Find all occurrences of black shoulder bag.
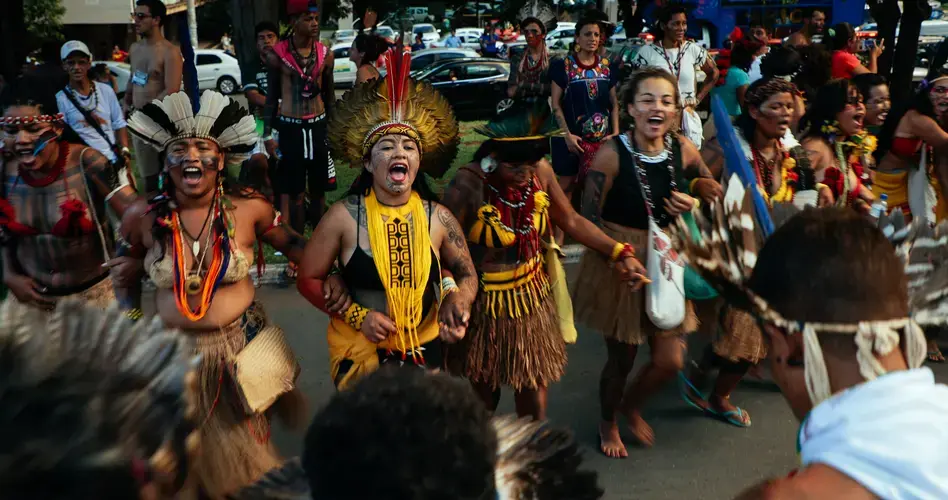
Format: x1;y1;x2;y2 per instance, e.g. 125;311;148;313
62;86;127;170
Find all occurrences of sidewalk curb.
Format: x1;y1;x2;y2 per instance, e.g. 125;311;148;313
142;245;588;290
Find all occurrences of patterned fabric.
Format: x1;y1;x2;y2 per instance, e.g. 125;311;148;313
633;41;708;104
342;302;369;331
549;55;615;141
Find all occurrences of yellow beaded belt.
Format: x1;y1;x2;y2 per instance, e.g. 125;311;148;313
480;256;550;319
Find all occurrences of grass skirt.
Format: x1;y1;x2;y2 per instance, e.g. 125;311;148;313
712;305;767;364
189;303;304;498
447;273;567;391
571;225;698;345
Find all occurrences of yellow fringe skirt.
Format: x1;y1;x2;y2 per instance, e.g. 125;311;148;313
188;302;304;498
571;225;698;345
447;258;567;391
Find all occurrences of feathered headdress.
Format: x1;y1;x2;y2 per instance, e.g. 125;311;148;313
674;175;945;407
518;0;557;33
127;90;257;162
0;300;200;495
476;101;560;142
327;43;459;177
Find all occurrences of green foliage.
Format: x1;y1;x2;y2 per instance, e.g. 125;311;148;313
25;0;66;43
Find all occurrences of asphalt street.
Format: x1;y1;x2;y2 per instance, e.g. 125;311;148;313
204;283;947;500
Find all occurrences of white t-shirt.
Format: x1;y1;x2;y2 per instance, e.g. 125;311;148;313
56;81;126;162
748;46;769;84
633;41;709;105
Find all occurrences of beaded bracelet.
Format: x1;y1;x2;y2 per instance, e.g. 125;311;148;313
610;242;635;262
343;302;370;331
689;177;702;195
124;308;144;321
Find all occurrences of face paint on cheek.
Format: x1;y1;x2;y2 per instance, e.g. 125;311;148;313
32;130;59;156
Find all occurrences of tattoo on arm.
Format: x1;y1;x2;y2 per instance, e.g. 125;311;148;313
437;207;478;302
581;171;606;224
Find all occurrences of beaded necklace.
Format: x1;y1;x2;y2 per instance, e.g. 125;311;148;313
69;83;99;113
625;133;677;226
486;175;542;260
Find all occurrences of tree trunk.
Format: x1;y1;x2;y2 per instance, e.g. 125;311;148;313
230;0;280;71
890;0;931;107
867;0;900;78
1;0;28;83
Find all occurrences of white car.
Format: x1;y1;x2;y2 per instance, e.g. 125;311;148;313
411;23;441;45
429;32;482;50
331;42;360;88
194;49;242;94
333;29;358;46
93;61;130;98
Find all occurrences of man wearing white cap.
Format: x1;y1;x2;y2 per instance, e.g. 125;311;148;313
55;40;131;173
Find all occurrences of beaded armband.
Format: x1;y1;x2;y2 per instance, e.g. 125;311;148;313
343;302;370;331
124;308;144;321
441;276;458;302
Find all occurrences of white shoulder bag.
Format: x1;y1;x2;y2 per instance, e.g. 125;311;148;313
619;135;686;330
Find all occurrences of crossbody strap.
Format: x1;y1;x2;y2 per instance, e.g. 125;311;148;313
62;86;117;151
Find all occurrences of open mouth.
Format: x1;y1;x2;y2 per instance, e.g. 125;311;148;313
389;163;408;183
15;148;38;168
182;166;203;186
852;113;865;127
877;111;889;122
646;115;665;129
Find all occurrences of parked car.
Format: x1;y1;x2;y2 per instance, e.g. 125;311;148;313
415;58;509;116
331;42;391;88
333;29;358;46
93;61;130;99
194;49;242;94
429;32;482;50
411;23;441;45
408;48;480;74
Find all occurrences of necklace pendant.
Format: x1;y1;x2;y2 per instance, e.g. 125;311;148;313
192;240;200;257
185;274;203;295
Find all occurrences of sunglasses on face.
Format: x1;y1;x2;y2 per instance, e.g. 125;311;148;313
931;86;948;96
131;12;152;20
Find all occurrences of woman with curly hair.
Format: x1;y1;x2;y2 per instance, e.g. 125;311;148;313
800;79;876;212
576;67;721;456
682;77;832;430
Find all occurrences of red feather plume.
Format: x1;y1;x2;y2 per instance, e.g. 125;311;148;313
384;37;413;121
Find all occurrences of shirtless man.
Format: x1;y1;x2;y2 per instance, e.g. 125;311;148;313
264;0;335;281
125;0;183;194
786;9;826;47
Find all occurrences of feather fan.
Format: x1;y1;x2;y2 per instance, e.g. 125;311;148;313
493;415;603;500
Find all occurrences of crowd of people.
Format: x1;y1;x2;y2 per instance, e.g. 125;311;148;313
2;0;948;498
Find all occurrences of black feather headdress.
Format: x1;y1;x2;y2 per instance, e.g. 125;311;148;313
127;90;257;161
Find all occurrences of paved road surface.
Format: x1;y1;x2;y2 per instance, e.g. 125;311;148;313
224;285;945;500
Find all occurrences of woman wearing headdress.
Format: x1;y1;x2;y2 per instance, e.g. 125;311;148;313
575;68;721;456
503;1;557;114
117;90;332;497
0;299;202;499
442;102;646;420
296;45;479;390
800;79;876;212
550;13;620;215
681;77;832;429
1;78;136;313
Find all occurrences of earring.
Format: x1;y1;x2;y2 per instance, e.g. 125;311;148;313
574;44;581;53
480;156;498;173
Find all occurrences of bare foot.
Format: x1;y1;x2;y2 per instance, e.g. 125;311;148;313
599;420;629;458
626;411;655;447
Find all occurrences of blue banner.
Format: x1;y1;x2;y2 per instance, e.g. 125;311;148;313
711;95;774;237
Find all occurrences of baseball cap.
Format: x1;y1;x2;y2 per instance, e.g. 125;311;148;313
60;40;93;61
287;0;318;16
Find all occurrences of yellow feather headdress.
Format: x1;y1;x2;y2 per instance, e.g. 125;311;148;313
327;45;460;177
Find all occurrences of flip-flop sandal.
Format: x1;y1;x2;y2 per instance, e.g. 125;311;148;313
707;406;752;428
677;371;709;413
928;350;946;363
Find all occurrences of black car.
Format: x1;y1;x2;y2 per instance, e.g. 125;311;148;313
416;58;510;117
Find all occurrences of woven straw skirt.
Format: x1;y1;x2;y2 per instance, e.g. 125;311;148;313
189;303;304;498
712;305;768;364
447;272;567;391
571;225;698;345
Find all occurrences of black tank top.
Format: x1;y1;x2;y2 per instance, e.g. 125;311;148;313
601;134;685;230
342;197;439;317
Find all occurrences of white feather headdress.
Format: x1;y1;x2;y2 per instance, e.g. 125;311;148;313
518;0;557;32
127;90;257;160
674;175;945;407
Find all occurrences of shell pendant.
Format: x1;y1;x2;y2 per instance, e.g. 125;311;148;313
192;240;201;257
